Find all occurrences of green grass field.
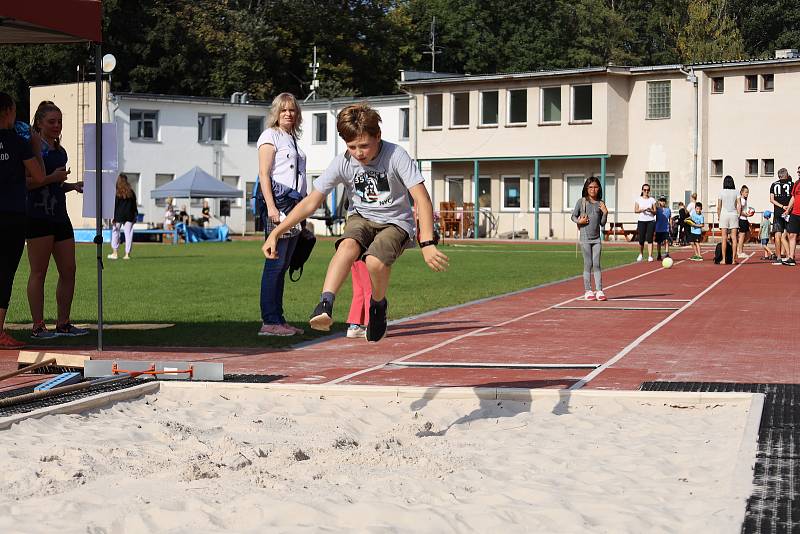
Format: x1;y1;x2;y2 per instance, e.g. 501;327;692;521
5;240;634;348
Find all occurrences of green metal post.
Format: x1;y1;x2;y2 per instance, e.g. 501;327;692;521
473;159;479;238
600;157;607;195
534;159;540;240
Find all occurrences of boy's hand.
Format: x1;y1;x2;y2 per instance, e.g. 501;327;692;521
262;232;279;259
422;246;448;272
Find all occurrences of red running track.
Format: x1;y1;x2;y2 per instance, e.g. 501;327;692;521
1;246;797;392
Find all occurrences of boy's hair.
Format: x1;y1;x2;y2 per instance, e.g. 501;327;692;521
0;92;14;113
764;211;771;219
677;201;685;207
337;103;381;142
267;92;302;136
695;201;703;209
778;168;789;179
581;176;603;200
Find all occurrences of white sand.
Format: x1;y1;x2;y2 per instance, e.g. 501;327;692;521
0;386;758;533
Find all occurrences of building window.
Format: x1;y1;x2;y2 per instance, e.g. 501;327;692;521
247;116;263;144
541;87;561;123
478;176;491;208
154;173;174;207
711;159;723;176
745;75;758;92
571;85;592;122
761;74;774;91
529;175;551;210
425;94;443;128
745;159;758;176
451;92;470;127
399;107;410;140
445;176;464;207
711;77;724;93
130;110;158;140
646;172;670;203
502;176;521;210
480;90;499;126
603;176;617;211
312;113;327;143
646;81;671;119
198;114;225;143
762;159;774;176
507;89;527;124
564;175;616;211
123;172;141;205
222;175;240;207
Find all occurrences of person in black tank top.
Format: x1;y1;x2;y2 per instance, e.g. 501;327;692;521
26;101;89;339
769;168;793;262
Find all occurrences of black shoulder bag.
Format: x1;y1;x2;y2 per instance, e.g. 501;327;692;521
288;134;316;281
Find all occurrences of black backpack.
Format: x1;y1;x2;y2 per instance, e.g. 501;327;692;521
714;240;734;264
289;227;316;282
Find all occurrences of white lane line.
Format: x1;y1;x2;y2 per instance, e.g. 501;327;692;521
388;361;600;369
568;253;753;391
606;298;691;302
325;255;701;385
553;306;681;311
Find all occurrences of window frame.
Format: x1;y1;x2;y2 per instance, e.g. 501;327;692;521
476;175;492;208
501;175;522;211
399;107;410;140
506;88;527;126
444;175;465;207
129;109;159;141
645;171;670;204
528;174;551;211
221;175;241;207
711;77;725;94
450;92;470;128
312;112;328;144
154;173;175;207
479;90;499;127
123;172;142;206
562;174;617;212
710;159;723;176
540;86;562;124
247;116;264;144
745;159;758;176
424;93;443;129
761;73;774;92
762;159;775;177
744;75;758;92
646;80;671;120
197;113;226;143
570;84;593;123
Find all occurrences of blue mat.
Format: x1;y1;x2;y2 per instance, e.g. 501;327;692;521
176;223;230;243
74;229;112;243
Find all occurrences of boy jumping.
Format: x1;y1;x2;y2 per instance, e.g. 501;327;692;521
263;104;448;342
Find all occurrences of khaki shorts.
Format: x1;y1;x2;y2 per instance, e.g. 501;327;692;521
336;214;409;266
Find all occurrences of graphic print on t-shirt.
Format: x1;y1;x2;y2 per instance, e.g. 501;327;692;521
771;179;793;203
354;169;391;205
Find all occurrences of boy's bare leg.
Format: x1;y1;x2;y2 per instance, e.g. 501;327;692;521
365;255;391;301
321;238;361;294
781;232;790;257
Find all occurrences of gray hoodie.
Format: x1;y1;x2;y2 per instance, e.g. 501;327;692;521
571;198;608;242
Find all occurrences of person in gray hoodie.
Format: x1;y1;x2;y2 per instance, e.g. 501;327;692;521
571;177;609;301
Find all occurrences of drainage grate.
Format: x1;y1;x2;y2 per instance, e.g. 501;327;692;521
0;374;284;418
640;382;800;533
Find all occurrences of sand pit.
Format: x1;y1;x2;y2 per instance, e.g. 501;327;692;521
0;384;761;533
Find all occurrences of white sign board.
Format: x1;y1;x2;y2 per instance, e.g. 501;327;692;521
82;124;118;219
82;123;118;171
82;171;117;219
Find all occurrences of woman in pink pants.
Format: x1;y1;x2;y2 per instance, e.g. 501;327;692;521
346;260;371;338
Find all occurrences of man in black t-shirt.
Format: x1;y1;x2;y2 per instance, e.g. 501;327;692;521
770;168;793;264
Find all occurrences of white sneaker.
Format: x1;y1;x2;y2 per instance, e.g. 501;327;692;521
648;256;654;262
107;252;118;260
584;291;596;301
595;290;607;301
346;324;367;338
636;254;643;262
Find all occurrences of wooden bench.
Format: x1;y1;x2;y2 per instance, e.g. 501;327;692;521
604;222;638;241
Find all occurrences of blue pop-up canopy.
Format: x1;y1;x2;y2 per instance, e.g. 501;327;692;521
150;166;242;199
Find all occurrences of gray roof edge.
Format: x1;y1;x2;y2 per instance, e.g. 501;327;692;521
112;92;409;108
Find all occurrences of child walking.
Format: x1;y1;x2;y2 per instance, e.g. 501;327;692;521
686;202;705;260
263;103;448;342
346;260;370;338
655;195;672;260
571;177;608;301
760;210;775;260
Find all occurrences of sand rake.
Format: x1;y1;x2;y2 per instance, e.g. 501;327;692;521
83;360;224;381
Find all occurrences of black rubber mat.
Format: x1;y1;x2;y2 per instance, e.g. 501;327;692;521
0;374;284;418
640;382;800;533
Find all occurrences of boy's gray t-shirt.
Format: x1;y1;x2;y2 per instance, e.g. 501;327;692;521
314;141;424;238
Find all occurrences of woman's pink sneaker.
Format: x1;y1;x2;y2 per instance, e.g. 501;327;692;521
595;290;607;301
258;323;296;336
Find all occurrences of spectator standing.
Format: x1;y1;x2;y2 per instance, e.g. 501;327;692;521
736;185;751;259
26;101;88;339
769;168;793;264
759;211;775;261
655;195;672;260
717;175;740;265
780;178;800;266
634;183;657;262
163;198;175;230
686;202;705;260
201;200;212;227
571;177;609;301
256;93;307;336
108;173;138;260
0;93;54;349
676;201;688;245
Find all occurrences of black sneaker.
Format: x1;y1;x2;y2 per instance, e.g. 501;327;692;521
366;299;388;343
55;323;90;337
309;300;333;331
783;258;796;266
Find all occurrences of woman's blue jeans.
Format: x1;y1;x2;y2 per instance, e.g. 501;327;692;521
260;233;299;325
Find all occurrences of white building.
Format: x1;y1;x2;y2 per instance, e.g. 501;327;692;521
29;84;411;235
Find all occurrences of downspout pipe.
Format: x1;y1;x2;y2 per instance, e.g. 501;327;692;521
679;65;699;197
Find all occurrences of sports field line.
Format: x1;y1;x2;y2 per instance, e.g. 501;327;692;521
568;252;753;391
325;253;703;385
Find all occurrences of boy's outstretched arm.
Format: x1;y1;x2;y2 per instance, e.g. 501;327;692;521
262;190;325;259
408;183;449;272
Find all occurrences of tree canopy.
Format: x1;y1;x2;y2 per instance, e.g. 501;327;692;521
1;0;797;120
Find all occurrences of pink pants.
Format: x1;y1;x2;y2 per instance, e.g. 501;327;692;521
111;222;134;255
347;260;372;326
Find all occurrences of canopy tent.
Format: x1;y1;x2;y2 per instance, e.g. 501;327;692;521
150;166;242;199
1;1;106;350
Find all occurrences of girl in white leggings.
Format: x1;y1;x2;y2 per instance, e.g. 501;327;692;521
108;173;138;260
571;177;609;301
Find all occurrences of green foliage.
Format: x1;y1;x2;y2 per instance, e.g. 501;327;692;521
677;0;745;62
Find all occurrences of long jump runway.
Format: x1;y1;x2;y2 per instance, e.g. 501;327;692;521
2;247;797;392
